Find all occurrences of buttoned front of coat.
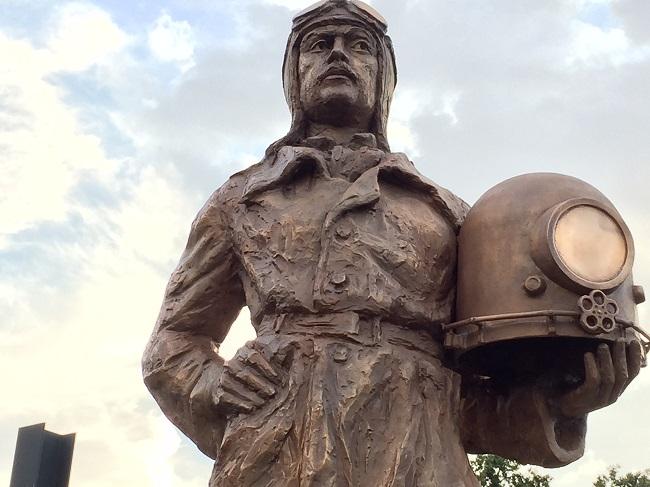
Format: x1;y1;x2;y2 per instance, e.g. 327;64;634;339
234;143;466;330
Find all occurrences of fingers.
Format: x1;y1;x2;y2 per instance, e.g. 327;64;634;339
214;341;283;414
215;368;267;414
596;343;615;406
609;341;629;403
558;340;643;418
228;360;276;398
221;373;265;406
237;343;280;383
214;389;255;414
625;340;643;391
559;351;600;417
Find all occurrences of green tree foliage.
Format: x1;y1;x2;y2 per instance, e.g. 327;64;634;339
471;455;552;487
594;466;650;487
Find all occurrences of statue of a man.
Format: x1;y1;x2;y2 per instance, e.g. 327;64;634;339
142;1;643;485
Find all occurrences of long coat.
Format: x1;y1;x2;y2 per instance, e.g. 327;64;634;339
143;134;586;486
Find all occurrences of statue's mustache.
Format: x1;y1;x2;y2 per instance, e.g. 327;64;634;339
317;64;358;82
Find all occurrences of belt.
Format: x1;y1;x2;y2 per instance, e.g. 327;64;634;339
258;311;443;359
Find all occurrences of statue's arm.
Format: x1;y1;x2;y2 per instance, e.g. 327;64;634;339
142;188;245;460
460;341;643;467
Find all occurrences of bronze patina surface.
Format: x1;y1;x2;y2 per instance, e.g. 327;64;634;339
142;1;645;485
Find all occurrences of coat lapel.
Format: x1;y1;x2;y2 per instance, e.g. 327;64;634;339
240;146;330;203
323;167;381;231
324;152;469;232
241;145;469;232
378;153;469;232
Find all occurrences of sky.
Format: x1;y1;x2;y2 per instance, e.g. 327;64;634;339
0;0;649;485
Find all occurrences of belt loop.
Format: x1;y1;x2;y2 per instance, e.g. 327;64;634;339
274;314;287;333
371;316;382;345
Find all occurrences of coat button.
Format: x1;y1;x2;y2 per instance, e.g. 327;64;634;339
330;344;350;363
336;226;352;240
331;273;347;286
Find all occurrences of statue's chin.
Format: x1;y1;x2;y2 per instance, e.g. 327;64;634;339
304;90;373;127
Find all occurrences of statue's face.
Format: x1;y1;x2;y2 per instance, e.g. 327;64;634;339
298;24;379;127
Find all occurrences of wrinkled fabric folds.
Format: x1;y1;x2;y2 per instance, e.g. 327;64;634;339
211;332;477;487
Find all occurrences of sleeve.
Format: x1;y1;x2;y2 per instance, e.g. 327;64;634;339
142;186;246;460
460;379;587;468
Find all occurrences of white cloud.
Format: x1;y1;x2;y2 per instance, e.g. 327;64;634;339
0;34;115;238
219;308;257;360
47;2;130;72
0;4;207;485
614;0;650;43
572;0;614;7
435;91;462;126
387;89;424;156
148;12;196;71
0;165;202;486
387;88;463;157
145;418;183;487
552;451;609;487
0;2;131;239
566;21;649;68
262;0;312;8
261;0;375;9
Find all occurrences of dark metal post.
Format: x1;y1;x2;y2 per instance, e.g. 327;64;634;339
10;423;75;487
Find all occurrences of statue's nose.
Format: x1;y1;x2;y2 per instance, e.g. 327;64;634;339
327;37;349;63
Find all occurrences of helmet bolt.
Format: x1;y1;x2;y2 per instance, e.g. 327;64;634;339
524;275;547;297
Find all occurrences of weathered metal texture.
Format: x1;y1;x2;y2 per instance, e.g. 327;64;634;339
448;173;645;376
142;2;646;485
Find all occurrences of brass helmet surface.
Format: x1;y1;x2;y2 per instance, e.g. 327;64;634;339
447;173;643;378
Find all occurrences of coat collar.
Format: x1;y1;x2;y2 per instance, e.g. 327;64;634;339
241;143;468;232
302;133;380;152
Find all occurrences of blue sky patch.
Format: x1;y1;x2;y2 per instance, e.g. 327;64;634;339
579;2;621;30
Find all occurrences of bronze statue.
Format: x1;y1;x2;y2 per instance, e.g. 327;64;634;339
142;1;646;485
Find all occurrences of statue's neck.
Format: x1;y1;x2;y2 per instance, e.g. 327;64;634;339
306;123;370;147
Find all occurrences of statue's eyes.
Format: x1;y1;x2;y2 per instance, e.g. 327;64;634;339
310;39;328;52
351;40;372;53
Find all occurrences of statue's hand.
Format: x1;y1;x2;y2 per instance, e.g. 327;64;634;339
552;340;643;418
213;341;280;414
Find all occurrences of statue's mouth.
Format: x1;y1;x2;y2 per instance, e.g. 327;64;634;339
319;65;357;83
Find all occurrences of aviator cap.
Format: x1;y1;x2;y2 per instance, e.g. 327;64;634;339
278;0;397;153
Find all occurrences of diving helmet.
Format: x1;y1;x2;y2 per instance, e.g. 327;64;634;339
444;173;648;379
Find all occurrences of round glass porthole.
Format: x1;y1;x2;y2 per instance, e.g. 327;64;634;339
532;198;634;292
554;205;627;284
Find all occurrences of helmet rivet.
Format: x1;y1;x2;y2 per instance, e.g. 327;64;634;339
524;275;547;297
633;285;646;305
